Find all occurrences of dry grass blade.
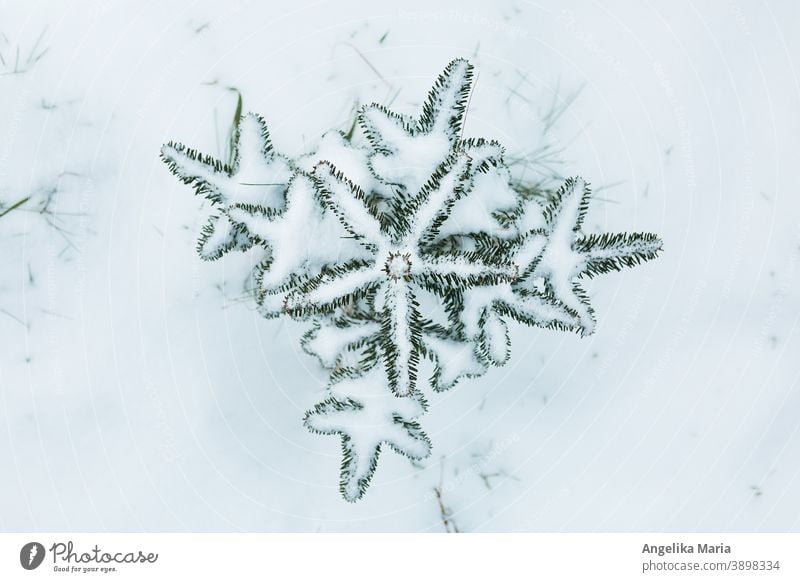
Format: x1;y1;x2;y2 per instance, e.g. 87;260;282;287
0;196;31;219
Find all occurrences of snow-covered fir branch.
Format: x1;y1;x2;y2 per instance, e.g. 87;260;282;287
161;58;662;501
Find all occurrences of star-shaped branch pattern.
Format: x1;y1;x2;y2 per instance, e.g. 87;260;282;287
161;59;662;501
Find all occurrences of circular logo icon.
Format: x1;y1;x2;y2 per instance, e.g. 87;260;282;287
20;542;46;570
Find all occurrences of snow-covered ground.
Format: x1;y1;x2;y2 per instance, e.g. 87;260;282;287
1;0;798;531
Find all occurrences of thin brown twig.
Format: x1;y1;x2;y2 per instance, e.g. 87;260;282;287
433;458;460;533
0;308;26;327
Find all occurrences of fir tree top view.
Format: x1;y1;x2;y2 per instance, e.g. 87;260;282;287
161;58;662;501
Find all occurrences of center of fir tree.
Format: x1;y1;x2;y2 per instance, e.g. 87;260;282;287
384;251;412;281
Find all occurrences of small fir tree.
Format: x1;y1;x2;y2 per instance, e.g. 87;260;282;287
161;59;661;501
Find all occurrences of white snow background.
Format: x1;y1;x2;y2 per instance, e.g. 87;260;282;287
1;0;798;531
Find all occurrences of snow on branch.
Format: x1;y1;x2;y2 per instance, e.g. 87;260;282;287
161;59;662;501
